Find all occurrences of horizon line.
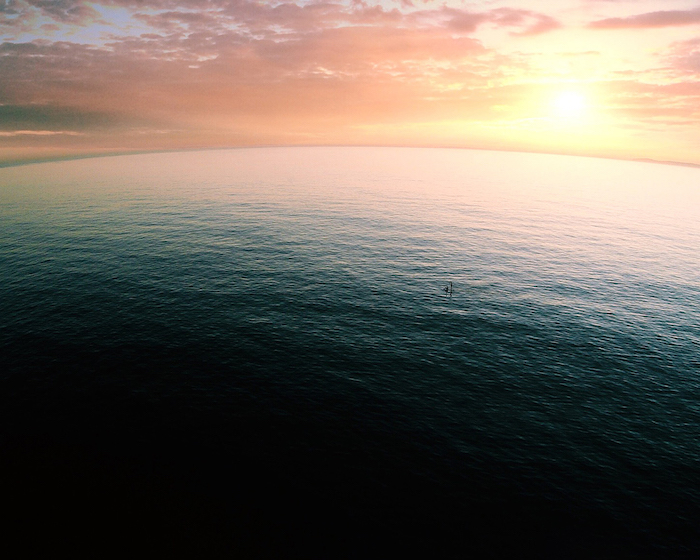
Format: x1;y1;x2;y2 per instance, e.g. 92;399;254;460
2;145;700;172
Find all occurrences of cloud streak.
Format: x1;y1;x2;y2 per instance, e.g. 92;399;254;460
589;8;700;29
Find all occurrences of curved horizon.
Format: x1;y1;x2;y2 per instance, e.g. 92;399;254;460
3;144;700;172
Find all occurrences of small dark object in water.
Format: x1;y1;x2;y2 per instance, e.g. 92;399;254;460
444;281;453;294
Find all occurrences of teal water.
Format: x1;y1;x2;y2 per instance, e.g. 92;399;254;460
1;147;699;556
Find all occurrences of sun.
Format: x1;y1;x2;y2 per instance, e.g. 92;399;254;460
553;91;586;118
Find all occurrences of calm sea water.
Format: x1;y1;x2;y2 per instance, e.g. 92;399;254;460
1;147;699;556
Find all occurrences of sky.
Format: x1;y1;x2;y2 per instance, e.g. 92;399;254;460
2;0;700;165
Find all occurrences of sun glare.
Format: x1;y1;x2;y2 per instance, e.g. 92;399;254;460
554;91;586;118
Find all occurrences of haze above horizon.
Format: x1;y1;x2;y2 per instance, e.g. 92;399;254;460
2;0;700;166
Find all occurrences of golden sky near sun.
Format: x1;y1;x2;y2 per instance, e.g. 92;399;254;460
2;0;700;165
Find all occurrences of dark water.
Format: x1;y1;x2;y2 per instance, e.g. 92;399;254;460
1;148;699;557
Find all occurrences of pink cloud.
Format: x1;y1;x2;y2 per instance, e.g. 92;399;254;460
489;8;561;36
665;37;700;75
589;8;700;29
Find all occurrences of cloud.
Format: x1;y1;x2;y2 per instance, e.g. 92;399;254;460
0;16;492;136
1;0;20;14
664;37;700;76
2;0;563;37
489;8;561;36
0;101;161;133
4;0;562;101
26;0;100;23
589;8;700;29
0;1;574;154
0;129;83;136
598;78;700;129
1;0;33;30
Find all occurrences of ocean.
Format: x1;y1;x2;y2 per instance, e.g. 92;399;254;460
1;147;699;557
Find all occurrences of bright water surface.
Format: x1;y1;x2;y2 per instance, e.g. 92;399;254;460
1;147;699;556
